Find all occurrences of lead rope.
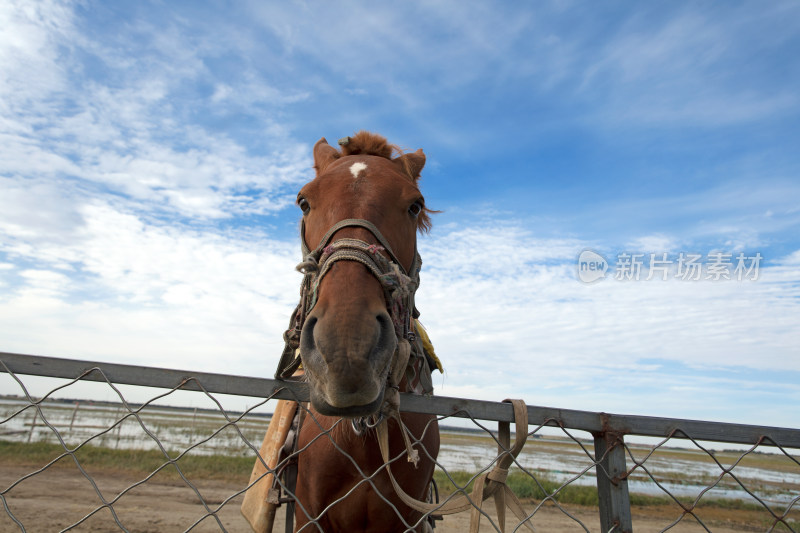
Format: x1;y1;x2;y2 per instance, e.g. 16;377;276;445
382;338;420;466
377;399;536;533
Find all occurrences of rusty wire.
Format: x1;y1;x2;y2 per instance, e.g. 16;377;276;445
1;355;799;532
620;429;799;532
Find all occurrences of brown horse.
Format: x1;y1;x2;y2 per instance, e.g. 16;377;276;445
284;132;440;532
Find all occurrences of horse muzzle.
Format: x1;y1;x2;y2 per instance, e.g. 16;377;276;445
299;311;398;418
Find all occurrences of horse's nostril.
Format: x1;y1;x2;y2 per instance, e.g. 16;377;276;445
299;316;318;358
302;316;317;343
304;316;317;331
376;313;391;329
375;312;396;341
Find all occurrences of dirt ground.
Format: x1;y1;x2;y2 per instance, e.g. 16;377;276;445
0;465;786;532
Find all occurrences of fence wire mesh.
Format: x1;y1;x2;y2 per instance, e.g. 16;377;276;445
1;353;799;533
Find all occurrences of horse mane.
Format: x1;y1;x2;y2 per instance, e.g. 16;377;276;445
336;130;436;233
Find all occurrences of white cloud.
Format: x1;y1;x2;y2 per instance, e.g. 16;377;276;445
0;0;75;108
0;201;302;374
243;1;537;108
564;177;800;256
416;224;800;413
421;224;582;278
0;177;84;241
0;0;312;378
778;250;800;266
0;1;313;227
210;77;311;109
625;234;679;253
5;200;796;420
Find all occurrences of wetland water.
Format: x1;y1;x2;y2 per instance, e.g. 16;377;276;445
2;398;798;507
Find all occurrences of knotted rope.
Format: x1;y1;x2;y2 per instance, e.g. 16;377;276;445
377;399;536;533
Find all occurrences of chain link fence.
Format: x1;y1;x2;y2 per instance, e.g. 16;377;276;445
1;351;799;532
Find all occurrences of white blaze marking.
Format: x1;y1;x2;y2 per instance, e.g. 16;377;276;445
349;162;367;178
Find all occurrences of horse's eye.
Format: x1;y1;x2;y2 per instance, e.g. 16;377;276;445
408;200;423;218
298;197;310;214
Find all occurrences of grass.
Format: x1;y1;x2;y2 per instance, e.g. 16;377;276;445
0;440;253;482
2;439;794;521
434;469;599;507
433;469;771;513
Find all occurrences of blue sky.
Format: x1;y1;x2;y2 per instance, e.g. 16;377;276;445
1;1;799;429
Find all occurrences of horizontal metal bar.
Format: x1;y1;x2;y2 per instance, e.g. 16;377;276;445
400;394;800;448
0;351;310;403
3;351;800;448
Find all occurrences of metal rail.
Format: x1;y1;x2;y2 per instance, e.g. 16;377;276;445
3;351;798;447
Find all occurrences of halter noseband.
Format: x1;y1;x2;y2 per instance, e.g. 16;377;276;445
275;218;421;380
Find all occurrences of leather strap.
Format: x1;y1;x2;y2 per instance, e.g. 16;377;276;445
301;218;419;275
376;399;536;532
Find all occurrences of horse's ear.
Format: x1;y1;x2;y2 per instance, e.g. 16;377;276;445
314;138;340;175
394;149;426;181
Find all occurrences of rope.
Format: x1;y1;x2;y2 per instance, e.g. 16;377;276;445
377;399;537;533
276;219;422;379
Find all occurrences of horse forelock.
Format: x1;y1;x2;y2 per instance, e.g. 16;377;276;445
339;130;395;159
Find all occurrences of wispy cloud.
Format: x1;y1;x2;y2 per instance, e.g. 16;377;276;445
574;5;800;127
1;2;313;231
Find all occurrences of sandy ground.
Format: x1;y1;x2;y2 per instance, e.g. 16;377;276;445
0;465;782;532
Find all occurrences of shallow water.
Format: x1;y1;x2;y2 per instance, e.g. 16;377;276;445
2;399;797;506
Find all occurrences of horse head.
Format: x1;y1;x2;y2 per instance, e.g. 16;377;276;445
295;131;431;418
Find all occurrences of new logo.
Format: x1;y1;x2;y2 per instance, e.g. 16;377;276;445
577;249;608;283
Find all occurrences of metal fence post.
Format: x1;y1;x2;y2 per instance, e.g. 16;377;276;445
594;430;633;533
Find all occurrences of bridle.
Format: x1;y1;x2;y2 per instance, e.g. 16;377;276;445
275;217;422;398
274;218;537;533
